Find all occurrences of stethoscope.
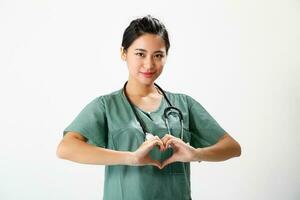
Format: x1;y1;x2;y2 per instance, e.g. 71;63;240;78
123;81;184;141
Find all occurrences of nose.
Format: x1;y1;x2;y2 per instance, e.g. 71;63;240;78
143;56;155;71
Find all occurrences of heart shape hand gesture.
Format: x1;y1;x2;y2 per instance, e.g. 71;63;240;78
130;134;198;169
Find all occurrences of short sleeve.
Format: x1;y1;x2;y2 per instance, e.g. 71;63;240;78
186;95;226;148
63;96;108;148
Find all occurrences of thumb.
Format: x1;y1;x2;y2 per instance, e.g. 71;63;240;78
161;155;176;169
147;158;162;169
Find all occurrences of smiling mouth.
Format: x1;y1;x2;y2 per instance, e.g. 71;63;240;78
141;72;155;77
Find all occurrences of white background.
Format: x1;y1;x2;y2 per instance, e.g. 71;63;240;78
1;0;299;199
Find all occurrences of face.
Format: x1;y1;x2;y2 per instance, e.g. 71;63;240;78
121;33;167;86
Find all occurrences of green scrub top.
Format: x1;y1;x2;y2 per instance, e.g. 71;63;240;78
63;87;226;200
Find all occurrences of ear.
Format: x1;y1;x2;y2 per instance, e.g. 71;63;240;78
120;47;127;61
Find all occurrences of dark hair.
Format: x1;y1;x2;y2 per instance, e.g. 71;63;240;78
121;15;170;55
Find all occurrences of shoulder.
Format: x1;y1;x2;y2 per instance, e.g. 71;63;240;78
163;90;198;109
89;88;124;108
98;88;122;101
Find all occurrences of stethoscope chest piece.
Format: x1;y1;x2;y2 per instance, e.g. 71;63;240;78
163;106;184;140
123;81;184;142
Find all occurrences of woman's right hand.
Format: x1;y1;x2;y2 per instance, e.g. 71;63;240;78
129;136;165;169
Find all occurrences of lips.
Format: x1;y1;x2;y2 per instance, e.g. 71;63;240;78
141;72;155;78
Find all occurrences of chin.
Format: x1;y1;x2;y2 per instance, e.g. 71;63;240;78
141;80;155;86
138;77;157;86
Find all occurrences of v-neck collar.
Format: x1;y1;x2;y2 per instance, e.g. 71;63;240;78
133;96;165;115
120;88;166;114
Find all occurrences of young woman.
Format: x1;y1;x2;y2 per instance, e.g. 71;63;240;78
57;15;241;200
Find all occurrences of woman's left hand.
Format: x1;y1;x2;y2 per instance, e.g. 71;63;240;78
160;134;198;169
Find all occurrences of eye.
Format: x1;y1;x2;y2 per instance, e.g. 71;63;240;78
154;54;164;59
135;52;145;57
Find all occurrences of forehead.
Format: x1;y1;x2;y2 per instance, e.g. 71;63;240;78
129;34;166;52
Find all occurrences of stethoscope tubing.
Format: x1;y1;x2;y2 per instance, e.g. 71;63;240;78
123;81;184;141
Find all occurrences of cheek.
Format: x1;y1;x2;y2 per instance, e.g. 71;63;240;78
126;61;141;74
157;66;164;75
127;57;142;67
156;62;165;71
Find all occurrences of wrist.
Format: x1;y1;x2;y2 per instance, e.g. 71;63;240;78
124;151;136;165
192;148;204;162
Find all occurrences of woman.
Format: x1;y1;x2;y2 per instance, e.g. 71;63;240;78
57;15;241;200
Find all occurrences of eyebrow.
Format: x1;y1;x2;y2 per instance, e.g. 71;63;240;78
134;48;165;54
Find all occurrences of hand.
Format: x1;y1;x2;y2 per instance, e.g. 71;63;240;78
160;134;197;169
130;136;165;169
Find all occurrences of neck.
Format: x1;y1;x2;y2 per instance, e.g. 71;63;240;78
125;79;157;97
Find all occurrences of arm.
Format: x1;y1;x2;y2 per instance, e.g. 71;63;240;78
160;133;241;168
193;133;241;162
56;132;164;168
56;132;132;165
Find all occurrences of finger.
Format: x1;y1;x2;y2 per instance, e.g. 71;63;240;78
138;139;161;155
165;138;180;149
161;133;172;142
161;134;173;148
151;160;162;169
146;157;162;169
152;137;165;151
161;156;176;169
